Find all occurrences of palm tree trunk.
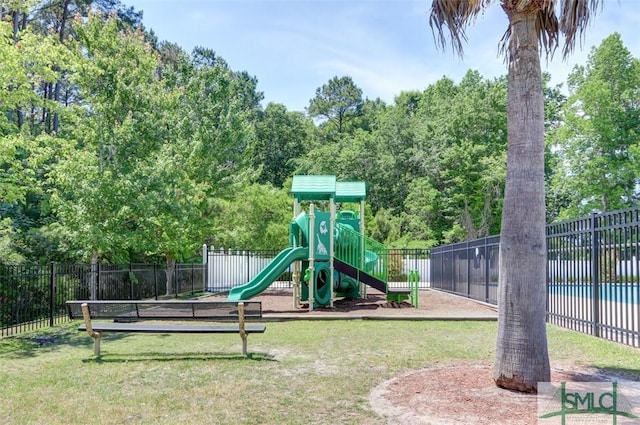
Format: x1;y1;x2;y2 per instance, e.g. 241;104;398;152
493;9;550;392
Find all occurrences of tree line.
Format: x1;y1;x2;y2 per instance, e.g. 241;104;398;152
1;0;639;269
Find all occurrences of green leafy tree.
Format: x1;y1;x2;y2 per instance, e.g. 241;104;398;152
0;16;74;262
44;12;264;287
2;0;143;136
430;0;604;392
543;74;569;223
133;150;216;293
368;207;402;245
48;14;165;264
212;184;291;250
141;47;262;293
362;90;430;215
551;33;640;217
349;97;387;132
307;75;363;134
399;177;439;247
251;103;314;188
172;51;258;192
432;72;507;240
0;18;68;136
0;218;24;264
356;75;507;244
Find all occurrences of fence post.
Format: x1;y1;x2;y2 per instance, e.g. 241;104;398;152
485;237;490;303
452;245;457;293
191;263;195;294
90;260;97;300
129;263;134;300
202;244;208;291
545;226;550;317
49;262;56;327
153;263;158;300
590;211;600;338
173;262;178;298
246;250;250;284
440;248;445;290
466;240;471;298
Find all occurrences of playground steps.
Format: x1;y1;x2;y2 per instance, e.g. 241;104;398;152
386;288;411;303
334;258;387;293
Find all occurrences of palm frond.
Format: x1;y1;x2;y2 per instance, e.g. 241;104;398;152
432;0;602;63
537;4;560;58
498;2;559;63
498;0;601;63
559;0;603;58
429;0;492;57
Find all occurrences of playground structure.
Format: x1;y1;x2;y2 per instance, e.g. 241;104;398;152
228;175;415;311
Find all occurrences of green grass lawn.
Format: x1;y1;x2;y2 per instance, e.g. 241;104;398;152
1;320;639;425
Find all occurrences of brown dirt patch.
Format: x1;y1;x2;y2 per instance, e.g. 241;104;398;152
247;287;497;318
369;363;628;425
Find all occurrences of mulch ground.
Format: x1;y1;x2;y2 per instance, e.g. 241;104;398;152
234;287;498;318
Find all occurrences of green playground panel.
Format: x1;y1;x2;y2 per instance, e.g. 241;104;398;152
313;211;331;260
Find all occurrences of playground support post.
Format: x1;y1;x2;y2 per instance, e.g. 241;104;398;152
292;200;302;309
308;203;316;312
409;270;419;308
359;199;367;299
329;199;335;308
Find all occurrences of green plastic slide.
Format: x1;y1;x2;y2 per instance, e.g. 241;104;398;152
227;246;309;300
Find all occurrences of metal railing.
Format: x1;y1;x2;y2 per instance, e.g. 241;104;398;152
3;248;431;337
431;207;640;347
0;263;78;337
430;236;500;304
334;225;389;283
547;209;640;346
205;246;431;293
1;262;204;337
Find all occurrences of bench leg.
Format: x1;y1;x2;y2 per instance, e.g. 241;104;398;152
93;332;101;356
81;303;102;356
238;302;247;356
240;333;247;356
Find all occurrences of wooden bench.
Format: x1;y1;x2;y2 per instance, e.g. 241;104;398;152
66;300;265;356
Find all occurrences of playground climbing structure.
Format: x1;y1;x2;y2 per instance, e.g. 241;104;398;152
228;175;395;311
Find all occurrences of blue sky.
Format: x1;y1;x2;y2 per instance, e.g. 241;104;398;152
126;0;640;112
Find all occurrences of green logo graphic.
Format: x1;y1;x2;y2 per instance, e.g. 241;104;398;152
539;381;640;424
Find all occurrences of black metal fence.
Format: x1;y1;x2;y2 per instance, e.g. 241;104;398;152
431;207;640;347
204;246;432;293
2;247;431;338
547;209;640;347
430;236;500;304
0;262;204;337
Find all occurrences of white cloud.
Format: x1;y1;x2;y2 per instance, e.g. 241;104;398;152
129;0;640;111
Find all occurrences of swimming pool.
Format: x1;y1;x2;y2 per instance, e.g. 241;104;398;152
548;283;640;304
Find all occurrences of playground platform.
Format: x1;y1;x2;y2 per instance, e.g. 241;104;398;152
212;288;497;321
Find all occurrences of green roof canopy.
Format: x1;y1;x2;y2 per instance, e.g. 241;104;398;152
291;175;336;201
291;175;367;203
335;181;366;203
